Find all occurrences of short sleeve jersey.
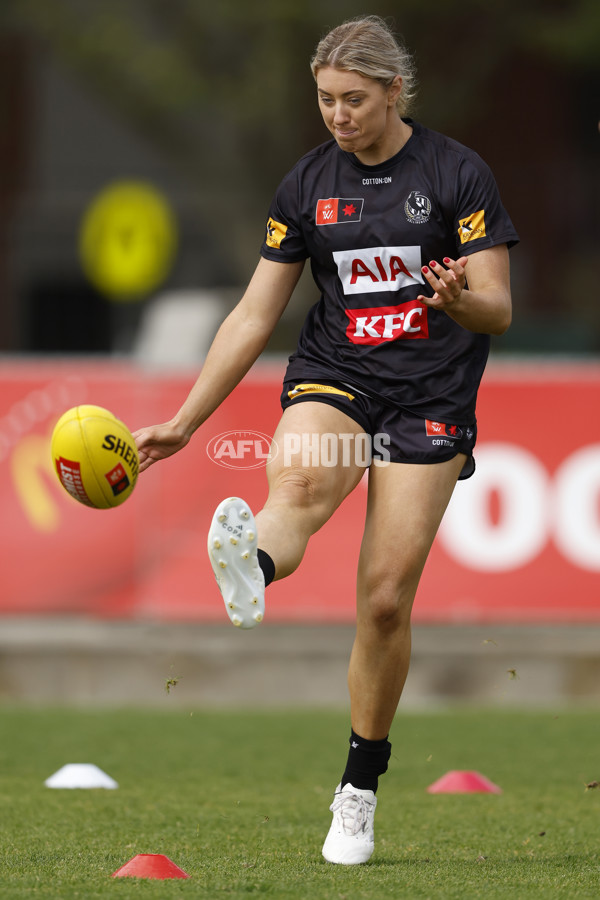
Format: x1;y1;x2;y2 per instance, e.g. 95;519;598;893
260;120;519;424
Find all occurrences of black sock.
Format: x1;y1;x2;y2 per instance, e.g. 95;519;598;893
340;729;392;794
256;548;275;587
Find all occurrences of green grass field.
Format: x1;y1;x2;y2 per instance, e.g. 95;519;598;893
0;707;598;898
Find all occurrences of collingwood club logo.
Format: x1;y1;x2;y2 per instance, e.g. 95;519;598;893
404;190;432;224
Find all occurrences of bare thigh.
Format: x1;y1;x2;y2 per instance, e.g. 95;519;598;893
357;454;466;622
255;401;368;576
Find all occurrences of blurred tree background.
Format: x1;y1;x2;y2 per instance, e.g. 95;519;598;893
0;0;598;355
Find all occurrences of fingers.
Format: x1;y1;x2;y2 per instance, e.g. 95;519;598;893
138;453;156;474
417;256;468;308
132;428;151;454
132;426;164;473
136;440;172;474
132;430;155;473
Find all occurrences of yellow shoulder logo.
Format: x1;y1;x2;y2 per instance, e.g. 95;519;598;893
266;217;288;249
458;209;486;244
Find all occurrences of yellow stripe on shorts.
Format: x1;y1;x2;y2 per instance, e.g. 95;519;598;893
287;383;355;401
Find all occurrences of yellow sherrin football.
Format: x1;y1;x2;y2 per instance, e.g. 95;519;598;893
51;405;139;509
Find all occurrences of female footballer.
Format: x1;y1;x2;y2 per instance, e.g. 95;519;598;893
134;16;518;865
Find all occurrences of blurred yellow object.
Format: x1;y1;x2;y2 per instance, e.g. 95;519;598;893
11;433;60;532
79;181;177;301
51;405;139;509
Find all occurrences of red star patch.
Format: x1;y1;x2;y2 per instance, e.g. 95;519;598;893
342;203;356;217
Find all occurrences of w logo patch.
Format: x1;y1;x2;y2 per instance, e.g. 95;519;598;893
316;198;364;225
425;420;463;439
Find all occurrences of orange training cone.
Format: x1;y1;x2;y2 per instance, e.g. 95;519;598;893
111;854;189;879
427;770;502;794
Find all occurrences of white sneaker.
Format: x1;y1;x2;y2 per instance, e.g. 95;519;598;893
322;783;377;865
207;497;265;629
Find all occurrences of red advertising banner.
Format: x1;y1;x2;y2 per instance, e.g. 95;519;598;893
1;358;599;623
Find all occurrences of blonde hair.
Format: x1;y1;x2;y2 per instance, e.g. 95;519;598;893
310;16;417;116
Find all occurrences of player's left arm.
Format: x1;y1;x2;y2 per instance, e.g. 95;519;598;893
417;244;512;335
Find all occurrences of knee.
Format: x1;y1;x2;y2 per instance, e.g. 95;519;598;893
268;466;321;509
358;574;414;631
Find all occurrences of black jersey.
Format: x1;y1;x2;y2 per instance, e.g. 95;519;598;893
260;120;519;424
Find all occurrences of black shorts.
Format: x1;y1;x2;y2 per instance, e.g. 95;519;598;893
281;379;476;480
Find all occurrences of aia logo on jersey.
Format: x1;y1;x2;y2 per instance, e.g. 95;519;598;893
316;198;364;225
345;299;429;345
333;245;424;296
425;420;463;439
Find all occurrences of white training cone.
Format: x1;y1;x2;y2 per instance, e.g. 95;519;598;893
44;763;118;789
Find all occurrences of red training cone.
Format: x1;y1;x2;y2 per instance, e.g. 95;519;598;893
427;770;502;794
111;854;189;879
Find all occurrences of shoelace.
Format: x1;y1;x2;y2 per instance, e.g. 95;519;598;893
330;790;374;836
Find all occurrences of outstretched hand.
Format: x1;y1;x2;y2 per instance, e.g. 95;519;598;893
417;256;469;310
133;421;191;473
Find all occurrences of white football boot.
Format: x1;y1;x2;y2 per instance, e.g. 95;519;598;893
207;497;265;629
322;783;377;865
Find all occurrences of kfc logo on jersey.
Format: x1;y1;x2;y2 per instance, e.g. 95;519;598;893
332;246;423;296
316;198;364;225
345;299;429;345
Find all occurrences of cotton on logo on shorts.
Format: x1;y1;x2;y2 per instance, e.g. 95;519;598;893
206;430;277;469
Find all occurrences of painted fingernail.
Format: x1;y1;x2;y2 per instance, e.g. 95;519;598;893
422;266;429;274
443;257;451;264
429;260;437;268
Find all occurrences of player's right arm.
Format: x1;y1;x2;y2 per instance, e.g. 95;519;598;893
134;257;305;472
